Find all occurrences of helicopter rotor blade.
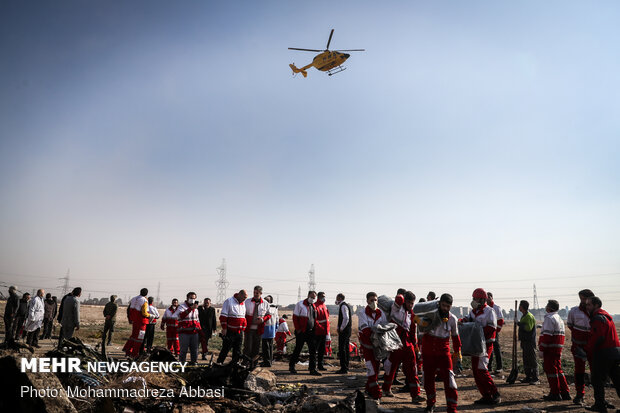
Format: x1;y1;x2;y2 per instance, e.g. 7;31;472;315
326;29;334;50
288;47;322;52
334;49;365;52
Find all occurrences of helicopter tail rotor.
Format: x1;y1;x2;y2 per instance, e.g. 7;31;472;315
289;63;307;78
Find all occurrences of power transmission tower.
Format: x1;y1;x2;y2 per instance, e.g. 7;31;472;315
58;268;70;297
533;283;539;310
215;259;229;304
156;282;161;305
308;264;316;292
297;285;301;302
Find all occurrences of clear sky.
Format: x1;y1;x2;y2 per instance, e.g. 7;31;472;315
1;1;619;312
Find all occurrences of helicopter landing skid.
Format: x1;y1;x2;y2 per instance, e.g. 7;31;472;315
327;66;346;76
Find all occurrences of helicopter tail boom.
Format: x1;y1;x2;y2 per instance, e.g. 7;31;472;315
289;63;308;78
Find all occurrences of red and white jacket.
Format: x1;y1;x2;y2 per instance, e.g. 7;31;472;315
174;301;201;334
314;301;330;336
539;311;565;355
489;301;504;332
148;305;160;325
128;295;150;322
466;304;497;346
293;299;316;332
276;318;291;336
220;294;247;333
422;312;461;356
567;304;590;350
358;306;387;349
161;306;178;329
244;297;271;335
389;300;416;345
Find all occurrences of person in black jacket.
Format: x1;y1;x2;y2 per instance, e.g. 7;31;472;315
3;286;19;342
335;293;352;374
198;298;217;360
13;293;30;341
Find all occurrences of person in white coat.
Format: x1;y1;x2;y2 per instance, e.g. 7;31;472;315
25;289;45;347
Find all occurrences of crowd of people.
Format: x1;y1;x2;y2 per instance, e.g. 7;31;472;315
3;284;620;413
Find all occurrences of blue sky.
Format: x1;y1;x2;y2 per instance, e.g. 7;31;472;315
1;1;619;311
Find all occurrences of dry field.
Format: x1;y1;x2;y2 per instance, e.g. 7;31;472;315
2;302;619;412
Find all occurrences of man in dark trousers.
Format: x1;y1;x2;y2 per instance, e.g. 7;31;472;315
518;300;539;384
41;293;57;339
3;286;19;343
102;295;118;346
56;290;73;347
585;296;620;413
198;297;217;359
335;293;352;374
290;291;320;375
14;292;30;341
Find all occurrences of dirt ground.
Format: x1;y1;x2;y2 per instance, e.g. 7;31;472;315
2;302;619;412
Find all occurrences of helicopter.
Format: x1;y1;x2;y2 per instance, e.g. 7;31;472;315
288;29;364;77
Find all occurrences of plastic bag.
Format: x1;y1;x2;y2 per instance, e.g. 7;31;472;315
459;322;487;357
413;300;441;333
370;322;402;360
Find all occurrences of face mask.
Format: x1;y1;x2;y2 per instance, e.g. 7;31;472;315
369;301;378;310
470;300;480;310
318;297;325;303
335;300;341;305
187;298;195;305
307;297;315;304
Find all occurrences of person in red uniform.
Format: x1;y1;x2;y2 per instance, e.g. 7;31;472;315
358;291;387;400
539;299;570;401
122;288;151;359
460;288;501;405
567;289;595;405
585;296;620;413
160;298;180;355
275;314;291;358
382;291;424;404
422;293;461;413
314;291;330;371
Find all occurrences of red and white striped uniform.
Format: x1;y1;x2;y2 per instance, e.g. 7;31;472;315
174;301;201;335
540;311;569;396
244;297;271;335
358;306;387;400
122;295;150;358
275;317;291;354
567;304;590;397
220;294;247;333
383;301;421;398
467;304;499;399
314;302;330;336
161;306;179;354
293;299;316;332
422;312;461;413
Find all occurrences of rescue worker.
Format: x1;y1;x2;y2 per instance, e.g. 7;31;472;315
335;293;352;374
161;298;180;355
3;286;19;343
585;296;620;413
175;292;201;364
102;295;118;346
314;291;330;371
486;292;504;373
325;332;333;358
275;314;291;358
217;289;248;364
517;300;539;384
539;299;570;401
261;295;278;367
382;291;424;403
290;291;320;375
567;289;595;405
143;296;159;353
198;297;217;359
358;291;387;400
25;289;45;347
122;288;151;358
243;286;271;364
461;288;501;405
41;293;57;340
422;293;461;413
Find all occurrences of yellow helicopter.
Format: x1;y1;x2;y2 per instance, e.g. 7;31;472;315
289;29;364;77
